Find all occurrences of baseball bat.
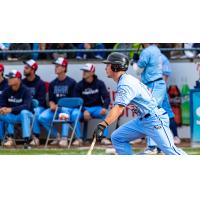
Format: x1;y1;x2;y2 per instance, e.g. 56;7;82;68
130;43;142;66
136;43;142;54
87;136;96;155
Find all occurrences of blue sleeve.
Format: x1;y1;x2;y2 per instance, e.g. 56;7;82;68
49;82;55;102
114;85;136;106
162;56;172;76
11;90;32;114
137;49;150;68
162;64;172;76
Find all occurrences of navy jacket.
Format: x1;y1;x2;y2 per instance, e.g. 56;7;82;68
22;75;46;107
0;78;8;95
0;83;32;114
74;75;110;109
49;76;76;104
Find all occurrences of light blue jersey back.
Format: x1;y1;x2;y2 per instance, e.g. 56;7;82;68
137;45;163;84
114;73;158;116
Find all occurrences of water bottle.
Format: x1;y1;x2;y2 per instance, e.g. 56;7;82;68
168;85;182;126
181;78;190;125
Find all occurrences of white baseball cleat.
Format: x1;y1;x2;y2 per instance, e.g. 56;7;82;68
59;138;68;148
3;137;15;147
50;133;61;145
30;136;40;146
174;136;181;145
72;139;83;147
50;139;60;145
101;138;112;145
139;147;161;155
105;148;117;155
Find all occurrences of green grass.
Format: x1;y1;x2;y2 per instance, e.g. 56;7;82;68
0;148;200;155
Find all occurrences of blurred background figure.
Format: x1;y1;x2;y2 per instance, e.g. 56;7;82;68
49;43;76;59
7;43;32;61
76;43;105;60
113;43;142;59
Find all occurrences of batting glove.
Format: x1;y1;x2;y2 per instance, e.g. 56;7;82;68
133;53;140;62
93;124;106;141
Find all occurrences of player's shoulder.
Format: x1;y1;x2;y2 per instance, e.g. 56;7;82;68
35;75;45;83
50;78;58;85
66;76;77;85
95;76;106;86
145;45;160;54
140;46;152;57
21;83;31;94
2;86;10;94
76;79;84;86
161;53;169;63
118;73;138;85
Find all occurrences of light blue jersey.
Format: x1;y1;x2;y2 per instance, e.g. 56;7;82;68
110;73;186;155
114;73;158;117
137;45;163;84
161;54;172;77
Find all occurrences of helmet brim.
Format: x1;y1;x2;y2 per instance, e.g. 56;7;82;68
102;60;112;64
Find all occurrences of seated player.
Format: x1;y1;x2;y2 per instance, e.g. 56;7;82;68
74;63;111;146
0;70;32;147
38;57;81;147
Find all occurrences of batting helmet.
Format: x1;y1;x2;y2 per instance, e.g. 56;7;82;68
102;52;129;72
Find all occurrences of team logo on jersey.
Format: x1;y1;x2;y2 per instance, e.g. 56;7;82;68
82;88;99;95
54;85;69;98
8;96;23;103
115;88;128;105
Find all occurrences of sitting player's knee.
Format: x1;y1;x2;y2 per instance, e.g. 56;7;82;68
20;110;30;116
70;110;79;121
38;114;45;123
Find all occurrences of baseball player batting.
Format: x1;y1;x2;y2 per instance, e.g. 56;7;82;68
92;52;187;155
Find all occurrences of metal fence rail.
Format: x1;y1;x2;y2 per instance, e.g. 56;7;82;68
0;48;200;54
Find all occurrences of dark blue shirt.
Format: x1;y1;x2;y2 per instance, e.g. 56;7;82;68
49;76;76;104
0;83;32;114
22;75;46;107
74;75;110;109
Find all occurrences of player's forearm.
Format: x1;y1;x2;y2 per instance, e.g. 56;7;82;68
104;105;124;126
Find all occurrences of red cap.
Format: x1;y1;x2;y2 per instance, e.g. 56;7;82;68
80;63;95;72
52;57;68;68
5;70;22;79
0;64;4;72
23;59;38;71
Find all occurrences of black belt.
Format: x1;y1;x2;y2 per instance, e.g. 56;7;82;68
140;106;162;120
146;78;163;85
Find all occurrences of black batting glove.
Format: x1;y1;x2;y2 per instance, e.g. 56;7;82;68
133;53;140;62
93;123;106;141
